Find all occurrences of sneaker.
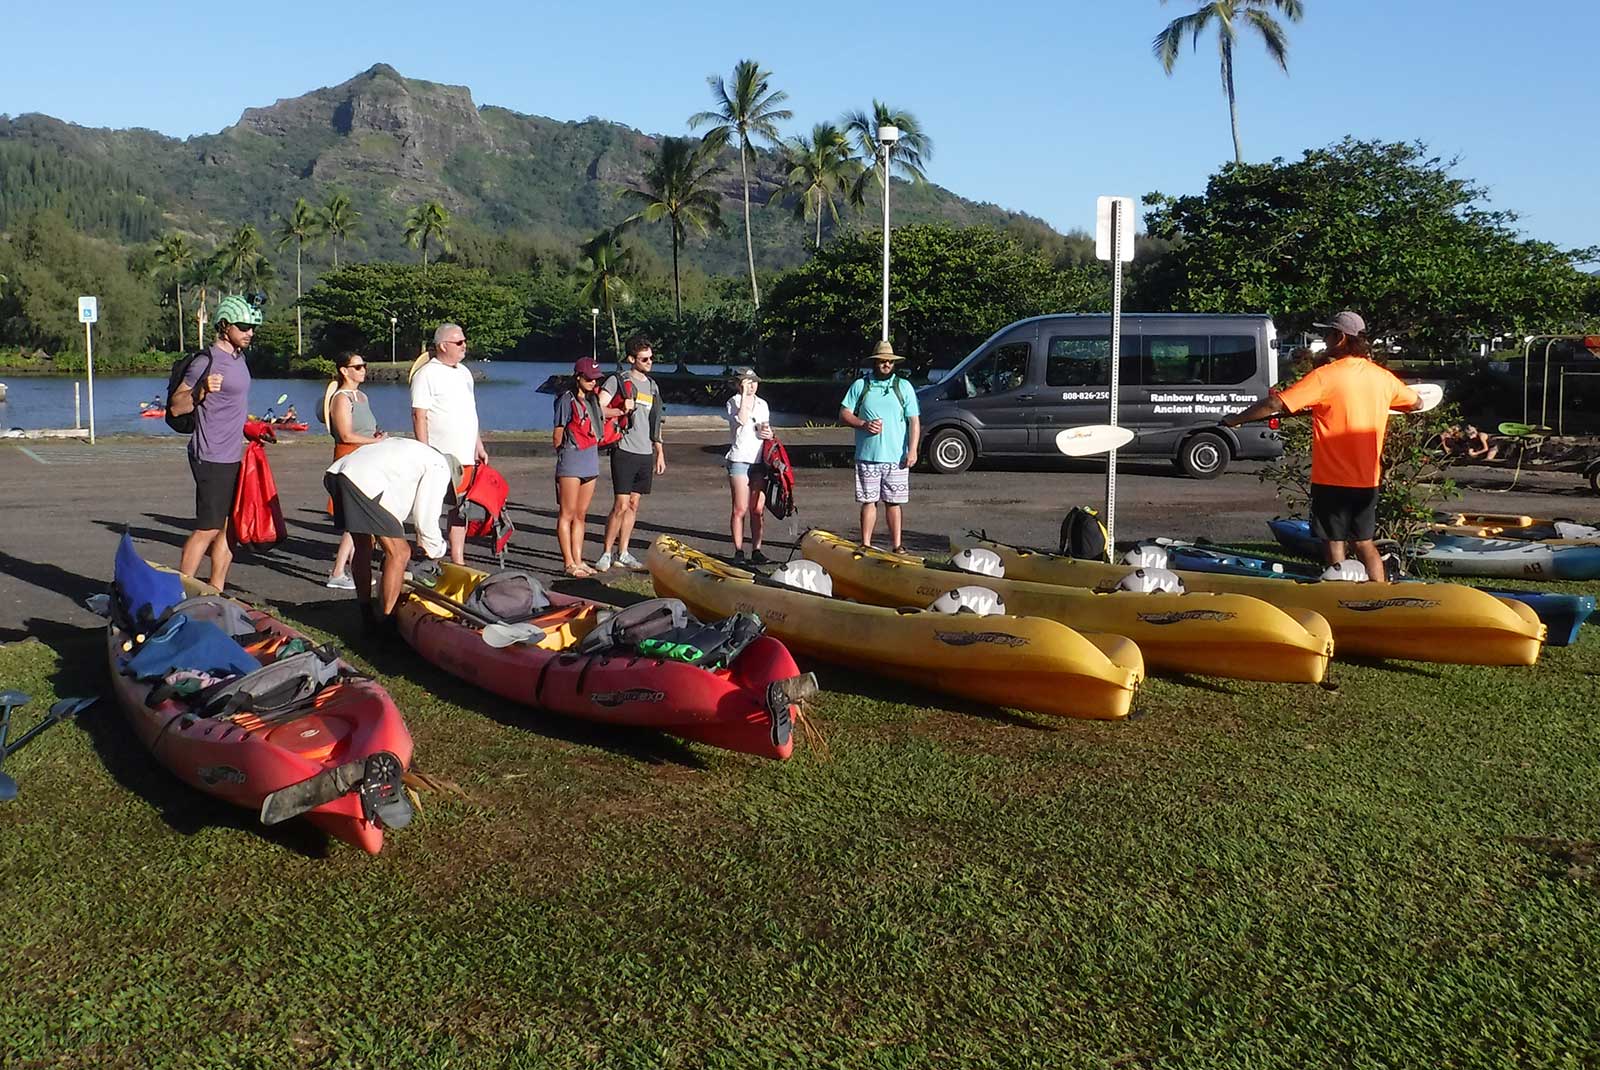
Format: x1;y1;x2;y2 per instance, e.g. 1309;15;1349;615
733;549;747;565
325;573;356;590
616;551;642;569
594;551;614;572
750;548;769;565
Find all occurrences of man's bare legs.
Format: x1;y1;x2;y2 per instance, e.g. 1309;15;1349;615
180;526;234;590
1326;538;1387;582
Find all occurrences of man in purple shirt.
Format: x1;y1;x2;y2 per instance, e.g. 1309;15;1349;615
169;295;258;590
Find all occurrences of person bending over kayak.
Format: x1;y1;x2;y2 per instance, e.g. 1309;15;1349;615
324;438;459;635
1223;311;1420;582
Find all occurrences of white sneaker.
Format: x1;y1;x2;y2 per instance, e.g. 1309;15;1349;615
325;573;356;590
594;551;614;572
616;551;642;569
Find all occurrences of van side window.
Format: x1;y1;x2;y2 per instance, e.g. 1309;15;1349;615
1209;335;1256;385
1142;333;1258;386
1046;338;1110;387
961;342;1030;398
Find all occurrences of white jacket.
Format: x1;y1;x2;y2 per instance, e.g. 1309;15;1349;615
326;438;453;559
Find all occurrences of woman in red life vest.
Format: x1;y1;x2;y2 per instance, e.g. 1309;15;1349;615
552;358;606;577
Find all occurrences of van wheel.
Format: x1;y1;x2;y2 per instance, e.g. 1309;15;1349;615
1176;432;1229;479
928;428;976;475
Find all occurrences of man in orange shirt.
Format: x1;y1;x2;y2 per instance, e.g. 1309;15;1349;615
1224;311;1421;581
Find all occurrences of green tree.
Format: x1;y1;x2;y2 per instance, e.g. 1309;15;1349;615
843;101;934;207
1141;139;1600;354
320;192;362;269
404;200;453;273
762;222;1105;373
216;224;265;292
183;252;224;344
689;59;792;310
574;231;635;360
1153;0;1304;165
771;123;860;248
297;261;526;357
152;232;194;352
275;198;324;354
621;136;726;320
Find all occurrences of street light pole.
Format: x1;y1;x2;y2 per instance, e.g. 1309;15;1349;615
877;125;900;343
591;308;599;361
390;316;398;366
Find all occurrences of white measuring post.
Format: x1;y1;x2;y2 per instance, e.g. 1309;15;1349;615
1095;196;1135;546
78;296;98;445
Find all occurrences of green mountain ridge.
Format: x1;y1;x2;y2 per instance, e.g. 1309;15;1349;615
0;63;1067;280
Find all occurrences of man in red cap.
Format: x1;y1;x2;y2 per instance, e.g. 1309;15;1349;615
1224;311;1421;581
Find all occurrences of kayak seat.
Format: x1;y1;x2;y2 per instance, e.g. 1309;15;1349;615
767;560;833;597
950;547;1005;578
1116;568;1185;593
929;586;1007;616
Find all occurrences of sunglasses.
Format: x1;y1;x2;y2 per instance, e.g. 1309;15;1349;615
634;356;654;362
347;362;367;370
233;324;257;333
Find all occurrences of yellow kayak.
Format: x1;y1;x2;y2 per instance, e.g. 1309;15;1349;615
955;537;1547;667
801;531;1334;684
647;536;1142;720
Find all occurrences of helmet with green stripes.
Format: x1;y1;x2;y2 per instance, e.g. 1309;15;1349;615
215;294;263;327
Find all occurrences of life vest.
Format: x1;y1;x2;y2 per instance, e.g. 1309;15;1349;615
761;437;797;520
559;391;622;451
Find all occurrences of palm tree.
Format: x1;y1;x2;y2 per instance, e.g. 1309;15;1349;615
404;200;452;272
621;136;726;319
275;198;323;354
771;123;860;248
321;192;362;268
574;231;634;360
184;252;225;342
216;225;265;291
843;102;934;209
152;233;194;351
1152;0;1304;165
689;59;792;309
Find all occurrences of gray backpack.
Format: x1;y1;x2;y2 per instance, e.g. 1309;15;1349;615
196;648;346;721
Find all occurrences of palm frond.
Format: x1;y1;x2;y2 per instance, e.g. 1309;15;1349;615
1243;8;1293;71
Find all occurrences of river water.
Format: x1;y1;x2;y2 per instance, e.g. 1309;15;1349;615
0;360;743;437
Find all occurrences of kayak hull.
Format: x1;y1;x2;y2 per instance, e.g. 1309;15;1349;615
1271;517;1600;581
648;535;1142;721
106;573;413;854
396;563;799;760
802;531;1333;684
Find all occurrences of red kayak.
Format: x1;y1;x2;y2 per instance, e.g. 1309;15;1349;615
397;564;812;760
140;408;165;418
269;420;308;432
107;538;414;853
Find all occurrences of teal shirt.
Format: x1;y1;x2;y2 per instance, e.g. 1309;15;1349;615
842;374;920;465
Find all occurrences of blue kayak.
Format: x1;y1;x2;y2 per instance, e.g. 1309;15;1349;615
1169;535;1595;646
1268;517;1600;582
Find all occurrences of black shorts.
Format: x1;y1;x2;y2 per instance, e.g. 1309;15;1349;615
1309;483;1379;542
191;456;241;531
610;449;655;495
324;473;405;539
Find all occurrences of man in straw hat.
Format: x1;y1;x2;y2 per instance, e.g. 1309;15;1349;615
839;340;921;552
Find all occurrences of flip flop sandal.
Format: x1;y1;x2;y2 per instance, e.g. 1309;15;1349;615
565;565;594;578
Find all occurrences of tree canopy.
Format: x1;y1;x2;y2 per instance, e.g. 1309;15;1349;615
1141;139;1600;353
297;262;526;358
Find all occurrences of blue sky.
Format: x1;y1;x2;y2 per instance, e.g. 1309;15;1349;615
8;0;1599;253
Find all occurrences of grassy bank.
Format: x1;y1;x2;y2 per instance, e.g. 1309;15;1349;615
0;576;1596;1068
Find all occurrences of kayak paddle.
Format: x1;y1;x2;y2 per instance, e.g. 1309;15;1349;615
0;696;95;802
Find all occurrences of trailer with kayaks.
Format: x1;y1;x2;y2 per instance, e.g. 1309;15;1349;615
647;535;1143;721
800;531;1335;684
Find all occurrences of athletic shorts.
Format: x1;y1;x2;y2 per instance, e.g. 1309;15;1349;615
324;473;405;539
855;462;909;505
610;449;655;495
726;460;768;482
190;456;241;531
1309;483;1379;542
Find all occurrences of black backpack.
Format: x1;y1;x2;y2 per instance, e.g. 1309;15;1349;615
164;350;214;434
1059;506;1109;561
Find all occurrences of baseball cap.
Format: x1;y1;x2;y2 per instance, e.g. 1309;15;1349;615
1312;311;1366;336
731;366;760;383
574;357;603;380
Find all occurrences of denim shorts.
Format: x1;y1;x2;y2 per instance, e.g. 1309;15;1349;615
726;460;768;482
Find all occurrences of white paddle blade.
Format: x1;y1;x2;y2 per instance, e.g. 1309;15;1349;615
482;622;546;649
1055;425;1135;457
276;393;290;405
1392;382;1443;415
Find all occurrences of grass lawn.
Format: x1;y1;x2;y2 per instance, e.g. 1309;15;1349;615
1;570;1597;1068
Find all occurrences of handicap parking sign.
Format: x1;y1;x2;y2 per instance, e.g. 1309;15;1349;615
78;296;98;323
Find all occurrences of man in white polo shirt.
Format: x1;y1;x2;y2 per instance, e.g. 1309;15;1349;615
411;322;487;564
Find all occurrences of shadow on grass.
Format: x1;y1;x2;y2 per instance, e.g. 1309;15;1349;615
27;615;337;858
0;550;106;644
271;596;715;772
805;661;1059;732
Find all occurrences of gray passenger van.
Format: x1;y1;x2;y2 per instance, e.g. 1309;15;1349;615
917;313;1285;478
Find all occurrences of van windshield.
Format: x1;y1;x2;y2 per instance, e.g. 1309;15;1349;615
956;342;1030;398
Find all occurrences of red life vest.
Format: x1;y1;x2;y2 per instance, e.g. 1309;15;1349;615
561;391;622;451
231;439;286;548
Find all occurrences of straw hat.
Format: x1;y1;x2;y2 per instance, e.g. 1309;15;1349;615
870;340;905;362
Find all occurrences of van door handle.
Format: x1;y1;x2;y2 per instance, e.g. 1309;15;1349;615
1017;394;1036;402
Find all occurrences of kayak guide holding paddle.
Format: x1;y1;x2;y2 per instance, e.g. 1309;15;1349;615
1222;311;1423;582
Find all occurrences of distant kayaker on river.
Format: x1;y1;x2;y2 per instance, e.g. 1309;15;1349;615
411;323;487;565
724;366;772;565
170;294;258;591
1223;311;1421;581
839;340;920;553
322;351;385;590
